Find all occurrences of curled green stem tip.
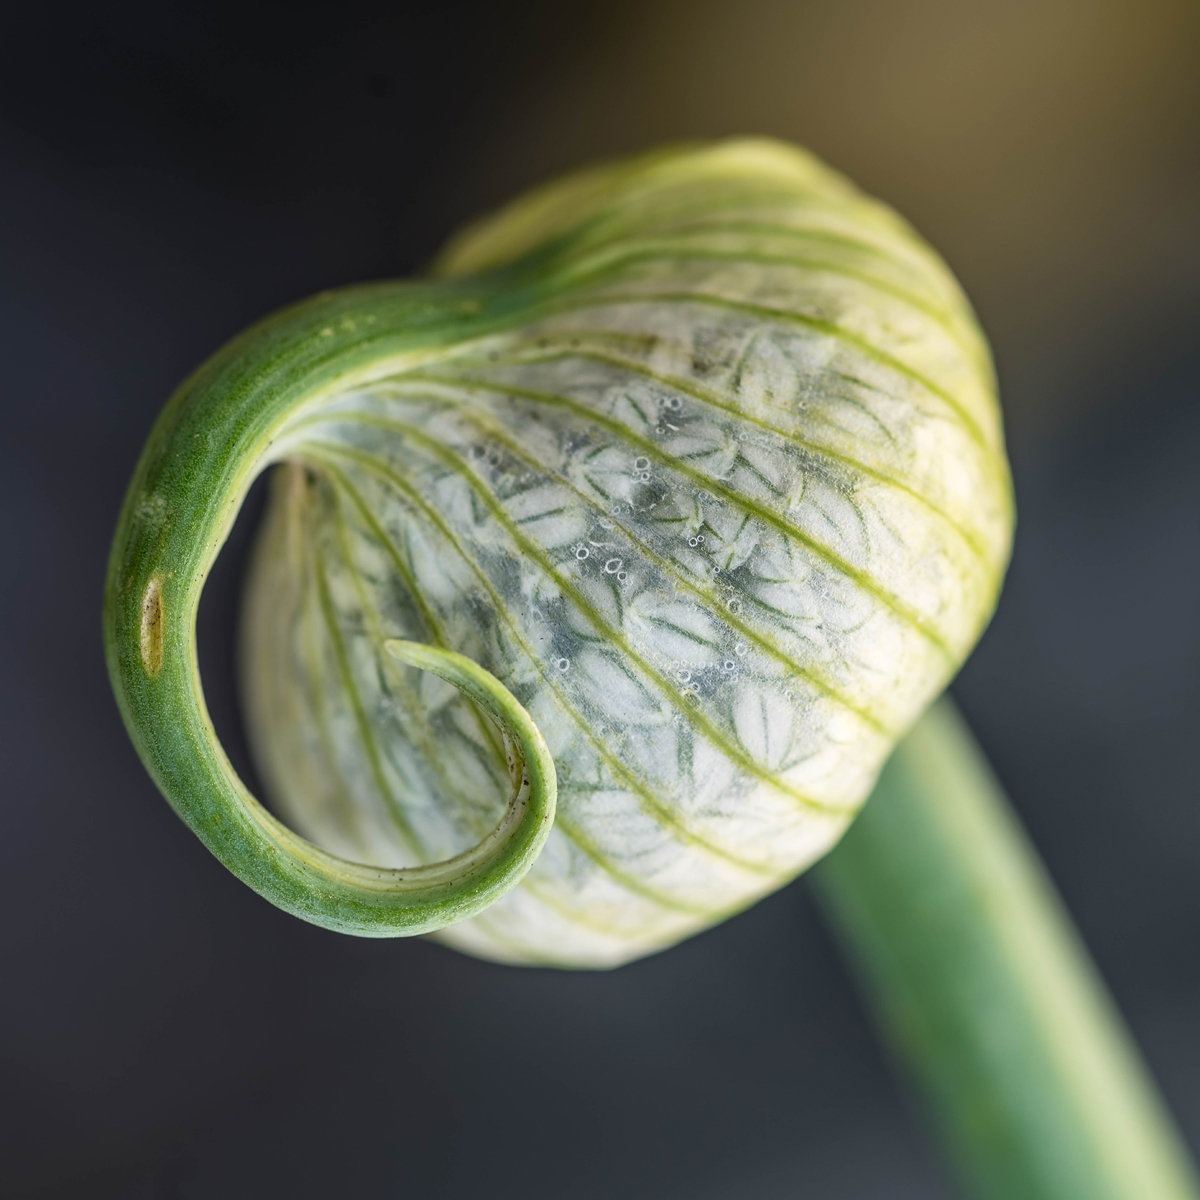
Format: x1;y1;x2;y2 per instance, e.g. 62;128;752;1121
108;528;556;937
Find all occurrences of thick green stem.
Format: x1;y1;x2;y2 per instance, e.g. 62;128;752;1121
812;698;1199;1200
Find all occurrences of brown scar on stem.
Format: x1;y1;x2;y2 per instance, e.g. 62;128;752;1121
140;575;165;678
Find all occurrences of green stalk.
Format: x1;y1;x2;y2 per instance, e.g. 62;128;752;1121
103;280;560;936
813;698;1199;1200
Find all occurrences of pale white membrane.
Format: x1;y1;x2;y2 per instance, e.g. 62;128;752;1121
241;148;1011;967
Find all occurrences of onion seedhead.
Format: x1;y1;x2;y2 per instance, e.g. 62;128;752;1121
106;139;1012;966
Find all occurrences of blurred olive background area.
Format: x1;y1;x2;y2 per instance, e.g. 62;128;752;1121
1;2;1198;1198
480;0;1200;454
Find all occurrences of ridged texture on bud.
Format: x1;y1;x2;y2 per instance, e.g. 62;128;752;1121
239;140;1013;966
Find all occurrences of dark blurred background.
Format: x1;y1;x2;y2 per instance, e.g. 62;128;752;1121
2;2;1198;1196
